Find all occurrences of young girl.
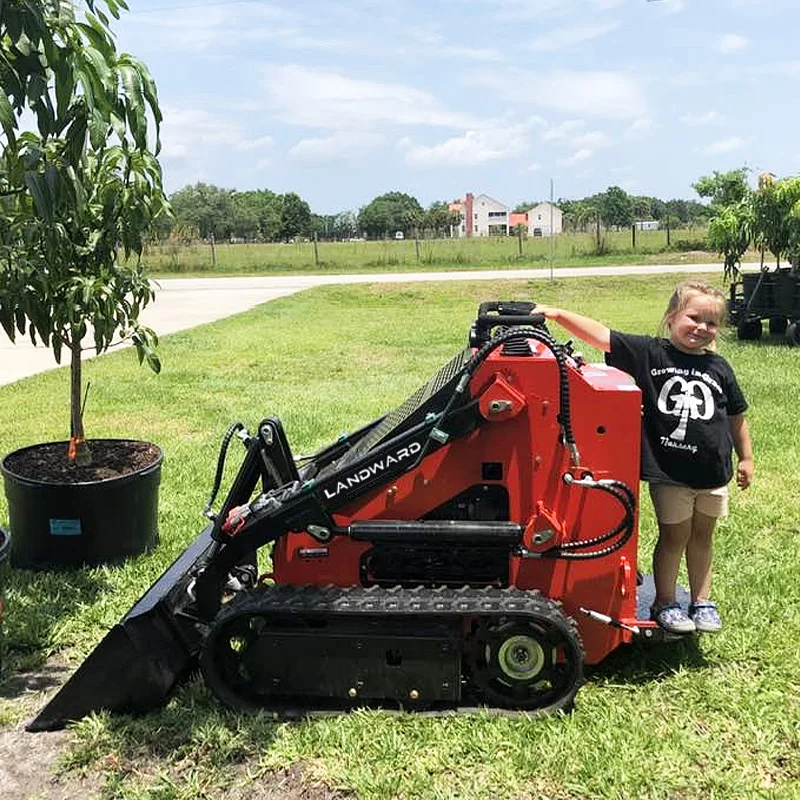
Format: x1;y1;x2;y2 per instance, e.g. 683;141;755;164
535;281;754;634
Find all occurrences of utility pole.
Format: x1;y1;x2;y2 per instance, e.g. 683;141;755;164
549;178;555;282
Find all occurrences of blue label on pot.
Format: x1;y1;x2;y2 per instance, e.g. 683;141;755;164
49;519;82;536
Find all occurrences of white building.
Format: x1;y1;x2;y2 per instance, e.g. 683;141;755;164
450;193;509;237
526;203;563;237
450;194;563;238
472;193;509;236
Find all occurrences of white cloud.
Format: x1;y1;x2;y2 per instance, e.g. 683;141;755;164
288;132;385;163
541;120;585;142
716;34;748;54
527;162;542;172
434;45;504;62
680;111;719;126
469;69;646;119
574;130;612;148
536;71;645;118
557;148;593;166
704;137;746;154
624;118;654;139
529;23;618;52
405;127;530;167
160;107;272;159
263;65;475;130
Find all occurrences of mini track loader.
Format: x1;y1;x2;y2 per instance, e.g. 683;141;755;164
29;301;676;731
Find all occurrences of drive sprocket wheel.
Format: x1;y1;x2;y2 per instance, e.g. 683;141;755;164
468;602;583;714
199;599;271;713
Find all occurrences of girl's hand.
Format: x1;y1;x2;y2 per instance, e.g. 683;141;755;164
532;305;558;320
737;457;754;489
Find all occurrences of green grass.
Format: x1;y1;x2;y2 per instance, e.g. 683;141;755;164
1;274;799;799
141;229;721;276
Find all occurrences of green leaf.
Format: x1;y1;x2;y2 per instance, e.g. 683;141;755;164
118;63;146;149
80;45;114;92
0;92;16;143
23;170;51;221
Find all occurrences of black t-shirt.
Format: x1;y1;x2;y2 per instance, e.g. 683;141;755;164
605;332;748;489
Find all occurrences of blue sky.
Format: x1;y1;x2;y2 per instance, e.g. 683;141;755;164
115;0;798;214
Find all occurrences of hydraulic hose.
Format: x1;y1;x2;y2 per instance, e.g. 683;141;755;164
541;475;636;560
421;325;579;467
203;422;247;520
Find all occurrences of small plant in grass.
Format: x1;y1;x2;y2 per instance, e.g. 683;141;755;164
0;0;168;465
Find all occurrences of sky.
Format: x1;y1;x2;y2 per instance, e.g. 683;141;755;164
114;0;799;215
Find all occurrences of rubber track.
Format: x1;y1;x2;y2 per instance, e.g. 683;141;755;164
213;583;584;634
203;584;585;716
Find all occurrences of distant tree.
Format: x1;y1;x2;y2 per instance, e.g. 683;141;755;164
632;196;652;220
514;200;536;212
599;186;634;228
693;167;750;210
230;192;260;240
650;198;667;220
708;201;753;280
280;192;312;241
423;201;460;237
334;210;358;239
358;192;423;238
170;183;235;240
751;173;800;268
231;189;281;241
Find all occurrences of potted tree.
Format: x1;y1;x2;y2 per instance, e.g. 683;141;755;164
0;0;169;568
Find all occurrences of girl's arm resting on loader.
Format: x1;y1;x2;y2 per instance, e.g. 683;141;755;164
533;306;612;353
730;413;754;489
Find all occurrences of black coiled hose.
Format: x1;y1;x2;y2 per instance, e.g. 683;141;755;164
422;325;578;466
542;475;636;560
203;421;246;520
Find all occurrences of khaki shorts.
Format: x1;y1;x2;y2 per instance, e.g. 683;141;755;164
648;483;729;525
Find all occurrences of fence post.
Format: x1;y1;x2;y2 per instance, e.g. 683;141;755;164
313;232;319;267
632;223;636;249
517;224;523;257
415;227;420;262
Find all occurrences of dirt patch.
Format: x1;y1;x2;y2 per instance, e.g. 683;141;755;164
0;662;348;799
2;440;161;484
0;724;104;800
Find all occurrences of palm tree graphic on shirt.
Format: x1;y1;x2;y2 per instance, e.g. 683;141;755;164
657;375;714;441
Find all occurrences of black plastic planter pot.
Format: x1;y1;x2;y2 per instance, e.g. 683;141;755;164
0;526;9;671
1;440;162;570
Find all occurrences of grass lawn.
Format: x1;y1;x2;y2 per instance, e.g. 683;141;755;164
1;273;798;799
141;229;721;277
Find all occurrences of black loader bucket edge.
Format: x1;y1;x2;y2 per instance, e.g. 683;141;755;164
28;525;216;732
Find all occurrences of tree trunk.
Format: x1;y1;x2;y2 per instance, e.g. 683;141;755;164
69;332;91;465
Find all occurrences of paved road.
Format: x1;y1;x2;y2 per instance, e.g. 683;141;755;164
0;263;727;386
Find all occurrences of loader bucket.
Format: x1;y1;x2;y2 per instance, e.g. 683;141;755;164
28;525;216;732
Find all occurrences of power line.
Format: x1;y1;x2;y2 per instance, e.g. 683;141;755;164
131;0;260;14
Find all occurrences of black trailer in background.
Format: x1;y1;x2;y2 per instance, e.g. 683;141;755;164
728;268;800;345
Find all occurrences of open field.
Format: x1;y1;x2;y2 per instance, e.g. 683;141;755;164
141;229;721;276
1;273;799;799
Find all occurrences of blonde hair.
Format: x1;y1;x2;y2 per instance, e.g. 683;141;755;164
660;281;727;350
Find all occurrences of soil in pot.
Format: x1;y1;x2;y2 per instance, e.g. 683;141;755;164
3;440;160;483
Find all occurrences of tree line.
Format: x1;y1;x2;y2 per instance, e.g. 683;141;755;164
698;166;800;277
160;182;715;244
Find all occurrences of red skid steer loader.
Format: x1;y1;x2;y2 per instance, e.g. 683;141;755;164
29;301;680;731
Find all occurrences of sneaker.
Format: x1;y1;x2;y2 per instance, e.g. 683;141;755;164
689;602;722;633
651;602;696;634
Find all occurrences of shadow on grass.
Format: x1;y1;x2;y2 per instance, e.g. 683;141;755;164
91;678;284;762
585;634;708;688
0;566;114;698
